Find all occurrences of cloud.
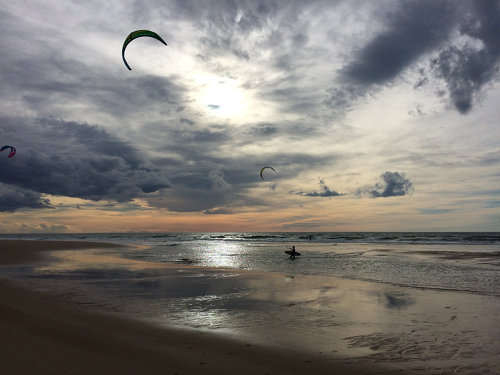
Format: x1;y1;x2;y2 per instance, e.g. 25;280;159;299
0;183;52;212
357;171;414;198
180;118;195;126
0;117;170;207
323;1;458;118
325;0;500;116
203;207;233;215
420;208;455;215
16;223;71;233
0;8;187;122
278;219;350;230
430;1;500;114
293;179;344;198
341;1;457;86
170;0;279;62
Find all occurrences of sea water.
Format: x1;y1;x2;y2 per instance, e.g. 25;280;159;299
1;232;499;296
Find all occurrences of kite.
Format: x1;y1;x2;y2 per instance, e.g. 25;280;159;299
122;29;167;70
0;145;16;158
260;166;276;180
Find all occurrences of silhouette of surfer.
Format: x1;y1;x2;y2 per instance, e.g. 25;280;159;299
289;246;297;259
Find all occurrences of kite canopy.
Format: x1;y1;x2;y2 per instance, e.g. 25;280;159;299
260;166;276;180
0;145;16;158
122;29;167;70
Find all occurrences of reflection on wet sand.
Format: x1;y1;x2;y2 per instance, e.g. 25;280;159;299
8;246;500;374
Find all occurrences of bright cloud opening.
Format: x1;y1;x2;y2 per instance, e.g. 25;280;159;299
196;75;247;120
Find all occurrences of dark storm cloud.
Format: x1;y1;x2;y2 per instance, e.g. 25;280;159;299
326;0;458;118
357;171;414;198
292;179;344;198
143;148;339;212
0;117;170;207
431;0;500;113
327;0;500;116
0;183;52;212
341;1;457;85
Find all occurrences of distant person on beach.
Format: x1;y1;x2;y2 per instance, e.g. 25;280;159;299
289;246;297;259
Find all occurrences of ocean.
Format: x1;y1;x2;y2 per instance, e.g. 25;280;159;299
2;232;499;296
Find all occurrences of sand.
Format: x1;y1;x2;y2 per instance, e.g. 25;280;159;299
0;240;398;375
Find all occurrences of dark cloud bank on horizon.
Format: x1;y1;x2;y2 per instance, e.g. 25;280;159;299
0;117;170;211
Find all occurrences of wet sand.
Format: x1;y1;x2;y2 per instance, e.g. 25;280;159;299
1;240;499;374
0;240;393;375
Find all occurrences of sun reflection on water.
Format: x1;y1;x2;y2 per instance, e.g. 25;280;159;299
191;241;249;269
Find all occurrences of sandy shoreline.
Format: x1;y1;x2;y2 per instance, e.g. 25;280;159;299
0;239;123;265
0;239;397;375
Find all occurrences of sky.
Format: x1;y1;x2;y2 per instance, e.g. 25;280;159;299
0;0;499;233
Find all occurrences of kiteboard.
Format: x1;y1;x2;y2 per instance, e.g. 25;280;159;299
285;250;301;256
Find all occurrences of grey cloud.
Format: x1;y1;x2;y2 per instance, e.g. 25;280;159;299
293;179;344;197
147;166;243;212
485;201;500;208
203;207;233;215
357;171;414;198
172;0;279;62
208;170;232;191
145;150;338;212
431;1;500;114
180;118;195;126
0;183;52;212
0;9;186;121
420;208;455;215
279;219;350;230
327;0;500;116
0;117;170;206
322;86;361;119
341;1;457;85
17;223;70;233
168;128;230;145
147;188;237;213
249;123;279;137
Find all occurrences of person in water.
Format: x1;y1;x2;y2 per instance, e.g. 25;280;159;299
289;245;297;259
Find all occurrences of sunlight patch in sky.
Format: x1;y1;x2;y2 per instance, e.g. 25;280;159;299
196;75;246;119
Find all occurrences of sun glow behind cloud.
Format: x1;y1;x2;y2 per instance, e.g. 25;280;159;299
196;75;248;120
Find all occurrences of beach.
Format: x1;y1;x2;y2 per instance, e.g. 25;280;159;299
1;239;499;374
